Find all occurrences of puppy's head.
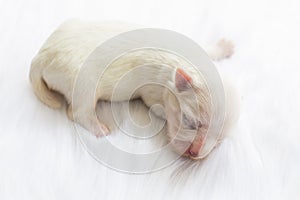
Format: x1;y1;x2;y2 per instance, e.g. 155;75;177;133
163;68;212;159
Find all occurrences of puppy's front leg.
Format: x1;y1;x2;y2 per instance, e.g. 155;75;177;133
68;104;110;137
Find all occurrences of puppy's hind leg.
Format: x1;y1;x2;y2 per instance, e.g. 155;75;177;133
69;104;110;137
206;39;234;61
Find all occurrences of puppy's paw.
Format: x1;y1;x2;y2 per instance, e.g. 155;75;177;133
95;123;111;138
74;113;111;138
216;38;234;59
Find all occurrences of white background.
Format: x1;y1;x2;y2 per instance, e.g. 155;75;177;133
0;0;300;199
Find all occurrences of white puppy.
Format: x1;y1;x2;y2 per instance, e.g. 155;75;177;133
30;19;237;159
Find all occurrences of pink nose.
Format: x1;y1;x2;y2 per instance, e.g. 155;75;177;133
188;136;204;158
183;145;201;158
189;148;198;157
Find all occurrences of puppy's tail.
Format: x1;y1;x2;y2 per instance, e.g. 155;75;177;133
29;57;63;109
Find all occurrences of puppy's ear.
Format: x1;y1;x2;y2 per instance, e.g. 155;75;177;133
175;68;192;92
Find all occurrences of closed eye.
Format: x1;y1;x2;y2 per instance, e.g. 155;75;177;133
188;123;197;130
182;114;201;130
188;121;202;130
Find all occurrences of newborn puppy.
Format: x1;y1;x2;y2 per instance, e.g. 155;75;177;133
30;19;236;159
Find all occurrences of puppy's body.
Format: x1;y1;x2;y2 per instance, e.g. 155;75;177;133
30;19;237;159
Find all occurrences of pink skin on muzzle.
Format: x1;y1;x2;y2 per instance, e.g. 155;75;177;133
189;134;205;157
182;134;205;159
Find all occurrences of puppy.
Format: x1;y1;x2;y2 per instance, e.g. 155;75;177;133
30;19;237;159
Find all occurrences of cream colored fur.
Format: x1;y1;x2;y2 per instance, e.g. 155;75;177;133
30;19;237;159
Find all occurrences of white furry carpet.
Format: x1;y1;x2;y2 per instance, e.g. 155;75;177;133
1;0;299;199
